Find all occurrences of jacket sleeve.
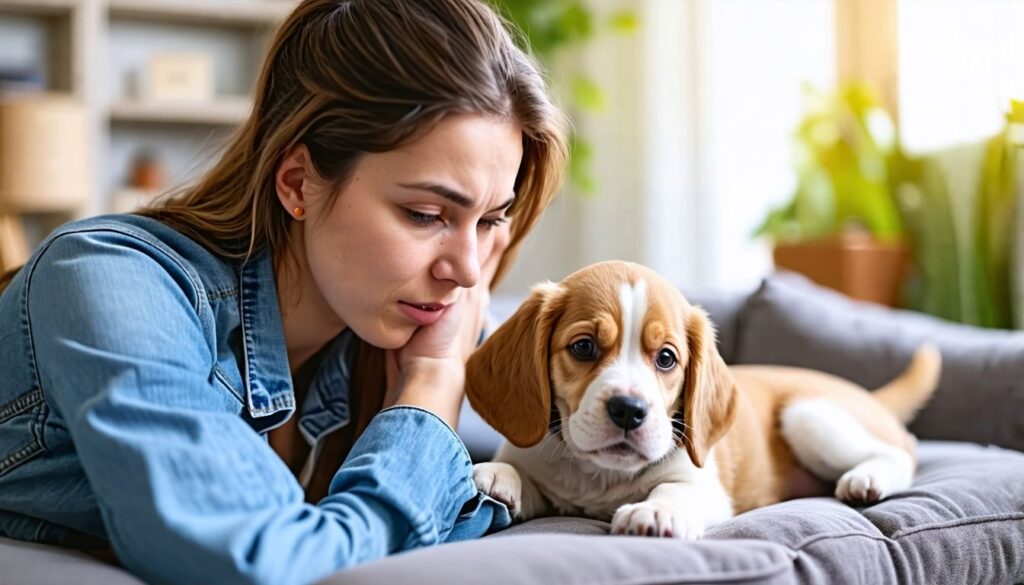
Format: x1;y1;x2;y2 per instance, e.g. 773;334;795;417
25;231;507;585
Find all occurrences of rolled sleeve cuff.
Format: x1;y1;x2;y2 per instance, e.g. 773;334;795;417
446;491;512;543
328;406;508;552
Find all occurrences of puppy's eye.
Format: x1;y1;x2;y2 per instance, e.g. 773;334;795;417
569;338;598;361
655;348;677;371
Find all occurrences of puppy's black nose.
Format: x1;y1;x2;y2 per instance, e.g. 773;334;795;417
606;396;647;431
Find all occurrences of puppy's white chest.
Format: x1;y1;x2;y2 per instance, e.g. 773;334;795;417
540;470;652;520
500;444;715;521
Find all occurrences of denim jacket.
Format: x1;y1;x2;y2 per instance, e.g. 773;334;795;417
0;214;510;584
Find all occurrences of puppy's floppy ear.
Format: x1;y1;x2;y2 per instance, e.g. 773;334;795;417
466;283;565;448
677;307;737;468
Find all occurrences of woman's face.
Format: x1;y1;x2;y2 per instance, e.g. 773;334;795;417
298;114;522;349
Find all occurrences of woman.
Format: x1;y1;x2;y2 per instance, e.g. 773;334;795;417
0;1;568;583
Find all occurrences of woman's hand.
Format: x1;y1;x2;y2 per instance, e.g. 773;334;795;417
384;223;510;425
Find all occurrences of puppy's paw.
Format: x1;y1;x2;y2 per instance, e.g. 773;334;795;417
472;462;522;517
836;460;903;505
610;501;704;540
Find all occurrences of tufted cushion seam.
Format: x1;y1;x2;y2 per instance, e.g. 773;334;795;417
888;512;1024;540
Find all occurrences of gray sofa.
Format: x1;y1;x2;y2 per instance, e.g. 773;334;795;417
3;272;1023;584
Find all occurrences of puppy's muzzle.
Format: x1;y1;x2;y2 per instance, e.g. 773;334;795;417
606;395;648;431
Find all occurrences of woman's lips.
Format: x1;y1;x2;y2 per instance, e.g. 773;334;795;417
398;301;447;326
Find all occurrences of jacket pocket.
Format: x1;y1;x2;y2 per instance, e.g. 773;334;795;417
0;389;46;477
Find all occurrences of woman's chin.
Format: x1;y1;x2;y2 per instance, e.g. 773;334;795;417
351;323;415;350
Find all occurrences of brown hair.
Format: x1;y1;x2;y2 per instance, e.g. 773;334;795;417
139;0;567;284
2;0;568;399
1;2;567;295
136;0;568;441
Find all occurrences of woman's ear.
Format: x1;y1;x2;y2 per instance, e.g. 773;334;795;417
275;144;315;219
676;307;737;468
466;282;565;448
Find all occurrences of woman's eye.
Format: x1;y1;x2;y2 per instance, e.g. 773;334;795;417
655;348;677;371
405;209;441;227
569;338;598;361
478;216;508;231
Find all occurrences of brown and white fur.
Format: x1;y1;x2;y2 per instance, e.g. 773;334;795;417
466;261;940;539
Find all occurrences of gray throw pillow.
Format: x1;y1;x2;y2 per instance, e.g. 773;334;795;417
680;287;749;365
735;271;1024;452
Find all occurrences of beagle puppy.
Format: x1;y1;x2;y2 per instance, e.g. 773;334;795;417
467;261;940;538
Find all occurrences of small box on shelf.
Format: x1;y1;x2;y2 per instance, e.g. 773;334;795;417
144;52;214;103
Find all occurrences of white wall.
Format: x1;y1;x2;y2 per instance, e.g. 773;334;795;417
702;0;835;291
899;0;1024;154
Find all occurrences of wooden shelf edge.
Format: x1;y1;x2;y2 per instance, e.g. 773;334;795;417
106;0;293;27
0;0;78;17
108;98;252;125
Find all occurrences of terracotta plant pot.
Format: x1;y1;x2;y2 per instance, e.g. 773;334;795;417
772;232;909;307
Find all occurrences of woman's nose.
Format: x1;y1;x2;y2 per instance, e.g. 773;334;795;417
433;228;480;288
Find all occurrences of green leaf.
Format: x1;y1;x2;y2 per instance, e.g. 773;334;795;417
607;10;639;34
554;2;594;46
571;76;606;112
568;132;596;195
894;156;962;321
1010;99;1024;123
971;129;1016;328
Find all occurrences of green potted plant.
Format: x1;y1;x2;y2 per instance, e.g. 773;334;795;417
754;82;909;306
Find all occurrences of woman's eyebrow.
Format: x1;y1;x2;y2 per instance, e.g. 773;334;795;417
399;181;515;212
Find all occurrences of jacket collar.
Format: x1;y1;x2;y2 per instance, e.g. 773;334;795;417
238;251;294;428
298;331;357;445
238;251;353;440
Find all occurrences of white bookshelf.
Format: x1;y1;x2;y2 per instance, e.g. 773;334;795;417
0;0;292;246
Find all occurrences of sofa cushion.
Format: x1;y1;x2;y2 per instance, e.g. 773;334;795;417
708;441;1024;584
497;442;1024;584
2;443;1021;584
735;271;1024;451
0;537;144;585
328;532;796;585
323;441;1024;584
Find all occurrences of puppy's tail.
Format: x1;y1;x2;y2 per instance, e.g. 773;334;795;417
872;344;942;424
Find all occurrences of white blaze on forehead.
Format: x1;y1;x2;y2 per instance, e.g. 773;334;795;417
618;279;648;363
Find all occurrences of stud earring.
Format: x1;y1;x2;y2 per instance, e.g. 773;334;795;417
293;207;304;218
